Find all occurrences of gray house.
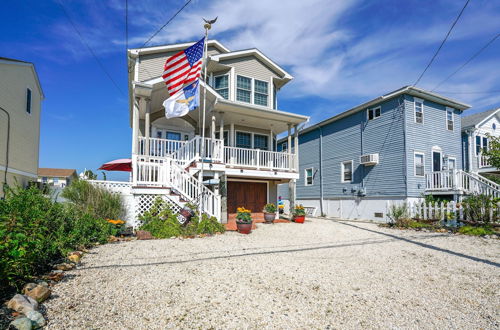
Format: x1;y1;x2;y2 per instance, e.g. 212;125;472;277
277;86;494;221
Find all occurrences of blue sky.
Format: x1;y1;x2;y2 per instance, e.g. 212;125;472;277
1;0;499;180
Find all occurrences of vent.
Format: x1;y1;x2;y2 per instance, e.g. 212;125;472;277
374;212;384;218
360;153;379;165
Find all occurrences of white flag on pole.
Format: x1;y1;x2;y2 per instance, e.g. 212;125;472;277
163;81;199;119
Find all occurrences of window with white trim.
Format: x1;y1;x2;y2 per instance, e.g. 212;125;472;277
214;75;229;99
26;88;32;114
446;108;454;131
367;107;381;120
475;135;489;155
414;152;425;177
253;134;269;150
448;157;456;171
305;168;314;186
414;99;423;123
236;131;251;148
341;161;353;182
236;75;252;103
280;141;288;152
254;80;268;106
214;131;229;146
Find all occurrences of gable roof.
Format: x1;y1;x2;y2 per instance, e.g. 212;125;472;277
461;108;500;130
0;57;45;99
286;86;471;138
38;168;77;178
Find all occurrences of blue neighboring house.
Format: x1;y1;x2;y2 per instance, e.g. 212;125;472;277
277;86;491;221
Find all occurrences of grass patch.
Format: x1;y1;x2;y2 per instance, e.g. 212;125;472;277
458;225;496;236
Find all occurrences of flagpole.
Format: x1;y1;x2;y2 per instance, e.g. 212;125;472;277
198;21;211;217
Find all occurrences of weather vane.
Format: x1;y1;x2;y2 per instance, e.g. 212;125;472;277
203;16;217;30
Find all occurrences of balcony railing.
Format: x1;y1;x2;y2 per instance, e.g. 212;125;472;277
479;153;491;168
425;170;500;197
224;146;297;171
138;137;187;157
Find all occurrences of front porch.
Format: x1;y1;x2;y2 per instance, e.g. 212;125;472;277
424;170;500;198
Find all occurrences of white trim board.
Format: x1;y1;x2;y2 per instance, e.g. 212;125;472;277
0;165;38;179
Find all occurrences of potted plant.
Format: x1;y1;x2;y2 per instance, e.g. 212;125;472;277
263;203;276;223
236;207;253;234
293;204;306;223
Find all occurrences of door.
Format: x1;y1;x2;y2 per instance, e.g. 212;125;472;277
227;181;267;214
432;151;441;172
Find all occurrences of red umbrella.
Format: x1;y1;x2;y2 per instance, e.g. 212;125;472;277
98;159;132;172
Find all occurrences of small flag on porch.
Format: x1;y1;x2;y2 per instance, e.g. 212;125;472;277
163;80;199;119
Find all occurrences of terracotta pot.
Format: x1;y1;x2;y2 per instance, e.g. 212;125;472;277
236;222;252;234
263;212;275;223
293;215;305;223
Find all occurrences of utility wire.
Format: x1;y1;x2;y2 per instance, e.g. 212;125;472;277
413;0;471;86
434;90;500;94
141;0;194;48
57;0;125;96
431;33;499;91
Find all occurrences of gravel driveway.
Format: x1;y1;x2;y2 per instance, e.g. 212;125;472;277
44;218;499;329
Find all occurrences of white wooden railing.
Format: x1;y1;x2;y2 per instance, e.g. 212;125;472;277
171;136;224;167
133;155;169;187
479;153;491;168
224;147;298;171
425;170;500;198
88;180;132;194
138;137;186;157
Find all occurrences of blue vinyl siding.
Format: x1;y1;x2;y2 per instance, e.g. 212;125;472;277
296;129;321;198
404;94;463;197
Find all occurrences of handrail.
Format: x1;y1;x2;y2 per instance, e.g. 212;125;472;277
137;136;187;157
425;170;500;198
224;146;297;171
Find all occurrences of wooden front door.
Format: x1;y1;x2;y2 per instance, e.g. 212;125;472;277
227;181;267;213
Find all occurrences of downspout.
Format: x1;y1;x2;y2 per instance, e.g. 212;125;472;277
318;125;324;216
0;106;10;197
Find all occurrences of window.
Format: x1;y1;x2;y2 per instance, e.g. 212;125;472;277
166;132;181;140
305;168;314;186
214;131;229;146
53;178;59;184
448;158;456;171
414;153;425;177
482;137;488;152
254;80;268;106
42;177;48;183
476;135;481;155
26;88;32;114
341;161;353;182
236;76;252;103
446;108;454;131
280;141;288;152
214;75;229;99
367;107;381;120
476;135;489;155
253;134;269;150
414;99;423;123
236;132;251;148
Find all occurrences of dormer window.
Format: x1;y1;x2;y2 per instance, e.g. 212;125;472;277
254;80;268;106
236;75;252;103
214;75;229;99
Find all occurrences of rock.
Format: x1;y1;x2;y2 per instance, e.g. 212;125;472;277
26;310;46;328
22;283;37;294
108;235;119;242
36;281;49;288
9;317;32;330
7;294;38;314
69;251;83;257
24;284;51;303
68;254;81;264
43;270;64;282
136;230;153;240
54;263;75;271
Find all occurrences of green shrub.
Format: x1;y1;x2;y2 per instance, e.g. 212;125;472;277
462;194;498;224
458;225;495;236
0;186;116;293
387;203;411;227
407;221;433;229
61;179;123;220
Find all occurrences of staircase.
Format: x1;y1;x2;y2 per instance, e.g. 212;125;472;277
425;170;500;198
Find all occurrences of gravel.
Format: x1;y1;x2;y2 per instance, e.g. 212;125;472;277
44;218;499;329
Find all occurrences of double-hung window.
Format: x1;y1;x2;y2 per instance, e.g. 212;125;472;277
446;108;454;131
236;132;252;148
367;107;381;120
414;153;425;177
341;161;353;182
214;75;229;99
254;80;268;106
253;134;269;150
26;88;32;114
305;168;314;186
476;135;489;155
215;131;229;146
415;98;423;123
236;76;252;103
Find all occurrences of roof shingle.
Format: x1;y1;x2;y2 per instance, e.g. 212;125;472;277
38;168;77;178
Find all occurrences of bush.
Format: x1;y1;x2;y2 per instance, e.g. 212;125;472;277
0;186;117;294
462;194;498;224
458;225;495;236
61;179;123;220
138;198;225;238
387;203;411;227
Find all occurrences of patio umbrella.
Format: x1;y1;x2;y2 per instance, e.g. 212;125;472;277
98;158;132;172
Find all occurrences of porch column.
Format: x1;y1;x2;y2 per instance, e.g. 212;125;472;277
211;114;216;140
287;124;292;169
144;98;151;156
219;113;224;141
294;124;299;171
230;123;235;147
132;97;140;155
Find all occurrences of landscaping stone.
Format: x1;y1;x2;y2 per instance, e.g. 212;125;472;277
7;294;38;315
24;283;51;303
26;310;46;328
54;263;75;271
44;270;64;282
68;254;81;264
9;317;32;330
69;251;83;257
136;230;153;240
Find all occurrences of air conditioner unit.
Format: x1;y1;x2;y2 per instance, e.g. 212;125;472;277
360;153;379;165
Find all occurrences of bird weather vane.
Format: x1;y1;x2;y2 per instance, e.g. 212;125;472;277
203;16;217;30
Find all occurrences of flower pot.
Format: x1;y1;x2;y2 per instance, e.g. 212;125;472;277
236;222;252;234
293;215;305;223
263;212;275;223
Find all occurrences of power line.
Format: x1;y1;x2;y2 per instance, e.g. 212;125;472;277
141;0;194;48
413;0;471;86
57;0;125;96
431;33;499;91
434;90;500;94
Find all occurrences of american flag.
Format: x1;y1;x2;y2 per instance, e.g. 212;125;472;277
163;37;205;96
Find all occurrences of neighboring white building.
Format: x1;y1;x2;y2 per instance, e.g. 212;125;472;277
38;168;77;188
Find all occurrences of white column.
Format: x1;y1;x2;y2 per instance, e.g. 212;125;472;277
219;113;224;142
144;98;151;156
211;114;216;140
132;97;140;155
287;124;292;169
294;125;299;171
230;123;235;147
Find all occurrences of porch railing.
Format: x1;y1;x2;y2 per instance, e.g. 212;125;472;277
425;170;500;198
224;147;298;171
137;137;187;157
479;153;491;168
171;136;224;166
